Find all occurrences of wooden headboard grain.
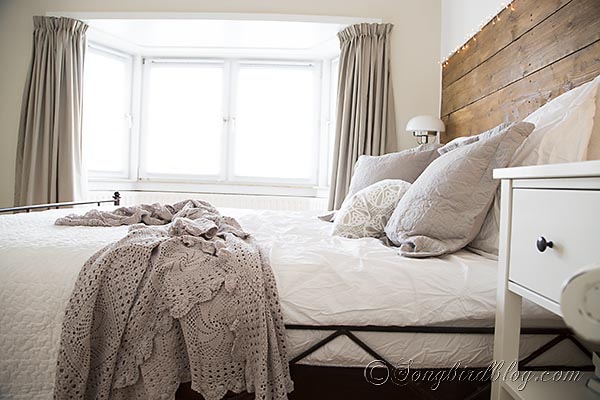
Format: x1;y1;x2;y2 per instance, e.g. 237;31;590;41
440;0;600;142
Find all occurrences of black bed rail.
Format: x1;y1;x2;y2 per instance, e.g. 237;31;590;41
0;192;121;214
284;323;593;400
284;324;574;335
284;323;593;369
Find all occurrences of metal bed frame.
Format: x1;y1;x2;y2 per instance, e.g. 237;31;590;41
0;192;121;214
1;194;593;399
284;324;592;369
284;323;593;399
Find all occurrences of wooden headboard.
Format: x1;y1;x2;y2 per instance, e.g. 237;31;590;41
440;0;600;142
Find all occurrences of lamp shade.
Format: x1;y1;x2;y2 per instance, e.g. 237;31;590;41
406;115;446;133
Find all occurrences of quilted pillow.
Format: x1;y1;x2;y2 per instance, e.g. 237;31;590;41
332;179;412;239
384;122;534;258
346;143;441;199
319;143;440;223
437;135;479;155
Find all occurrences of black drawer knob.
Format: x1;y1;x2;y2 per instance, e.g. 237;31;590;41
536;237;553;252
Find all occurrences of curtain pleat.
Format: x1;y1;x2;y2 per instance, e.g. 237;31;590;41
328;23;397;211
14;16;88;206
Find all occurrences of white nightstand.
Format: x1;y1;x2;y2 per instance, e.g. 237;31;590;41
491;161;600;400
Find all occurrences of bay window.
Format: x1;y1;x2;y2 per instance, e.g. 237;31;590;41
83;47;333;196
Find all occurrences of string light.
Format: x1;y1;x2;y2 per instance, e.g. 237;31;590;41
441;0;517;67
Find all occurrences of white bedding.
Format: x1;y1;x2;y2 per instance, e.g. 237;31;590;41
0;207;587;399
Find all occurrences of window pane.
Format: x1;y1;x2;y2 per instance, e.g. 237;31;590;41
82;49;130;174
233;65;317;180
144;63;223;176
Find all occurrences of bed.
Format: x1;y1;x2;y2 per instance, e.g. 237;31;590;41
0;206;591;399
3;1;600;399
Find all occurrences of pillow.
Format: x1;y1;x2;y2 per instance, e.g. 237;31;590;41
467;187;501;258
514;74;600;166
346;143;442;199
437;122;511;155
319;143;441;223
437;136;479;155
586;76;600;160
384;122;534;258
332;179;411;239
469;75;600;257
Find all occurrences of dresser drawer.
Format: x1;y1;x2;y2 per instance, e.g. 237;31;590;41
508;188;600;304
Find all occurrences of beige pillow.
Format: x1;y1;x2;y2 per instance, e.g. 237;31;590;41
467;187;501;258
332;180;411;239
384;122;534;258
319;143;441;223
437;135;479;155
346;143;441;199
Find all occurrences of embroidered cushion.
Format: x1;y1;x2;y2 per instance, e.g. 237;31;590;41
332;179;411;239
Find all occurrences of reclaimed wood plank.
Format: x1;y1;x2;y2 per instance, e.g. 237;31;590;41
441;39;600;142
441;0;571;89
441;0;600;117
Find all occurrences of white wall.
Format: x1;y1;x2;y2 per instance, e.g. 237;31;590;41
0;0;441;207
441;0;505;60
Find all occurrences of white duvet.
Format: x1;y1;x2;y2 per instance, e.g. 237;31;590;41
0;207;583;400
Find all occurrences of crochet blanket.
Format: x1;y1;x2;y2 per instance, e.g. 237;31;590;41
54;200;293;400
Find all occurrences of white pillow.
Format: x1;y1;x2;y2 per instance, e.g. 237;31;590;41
332;179;411;239
586;78;600;160
514;74;600;166
469;75;600;258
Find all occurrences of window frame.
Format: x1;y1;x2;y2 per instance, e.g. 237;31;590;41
85;44;334;197
227;60;322;186
138;58;230;182
82;44;134;180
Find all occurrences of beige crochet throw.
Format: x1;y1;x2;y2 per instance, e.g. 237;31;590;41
54;200;293;400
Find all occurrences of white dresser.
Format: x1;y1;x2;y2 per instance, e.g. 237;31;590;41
491;161;600;400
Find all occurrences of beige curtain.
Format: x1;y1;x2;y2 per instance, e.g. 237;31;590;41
328;23;397;211
14;16;88;206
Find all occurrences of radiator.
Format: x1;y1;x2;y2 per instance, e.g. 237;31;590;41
86;191;328;212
